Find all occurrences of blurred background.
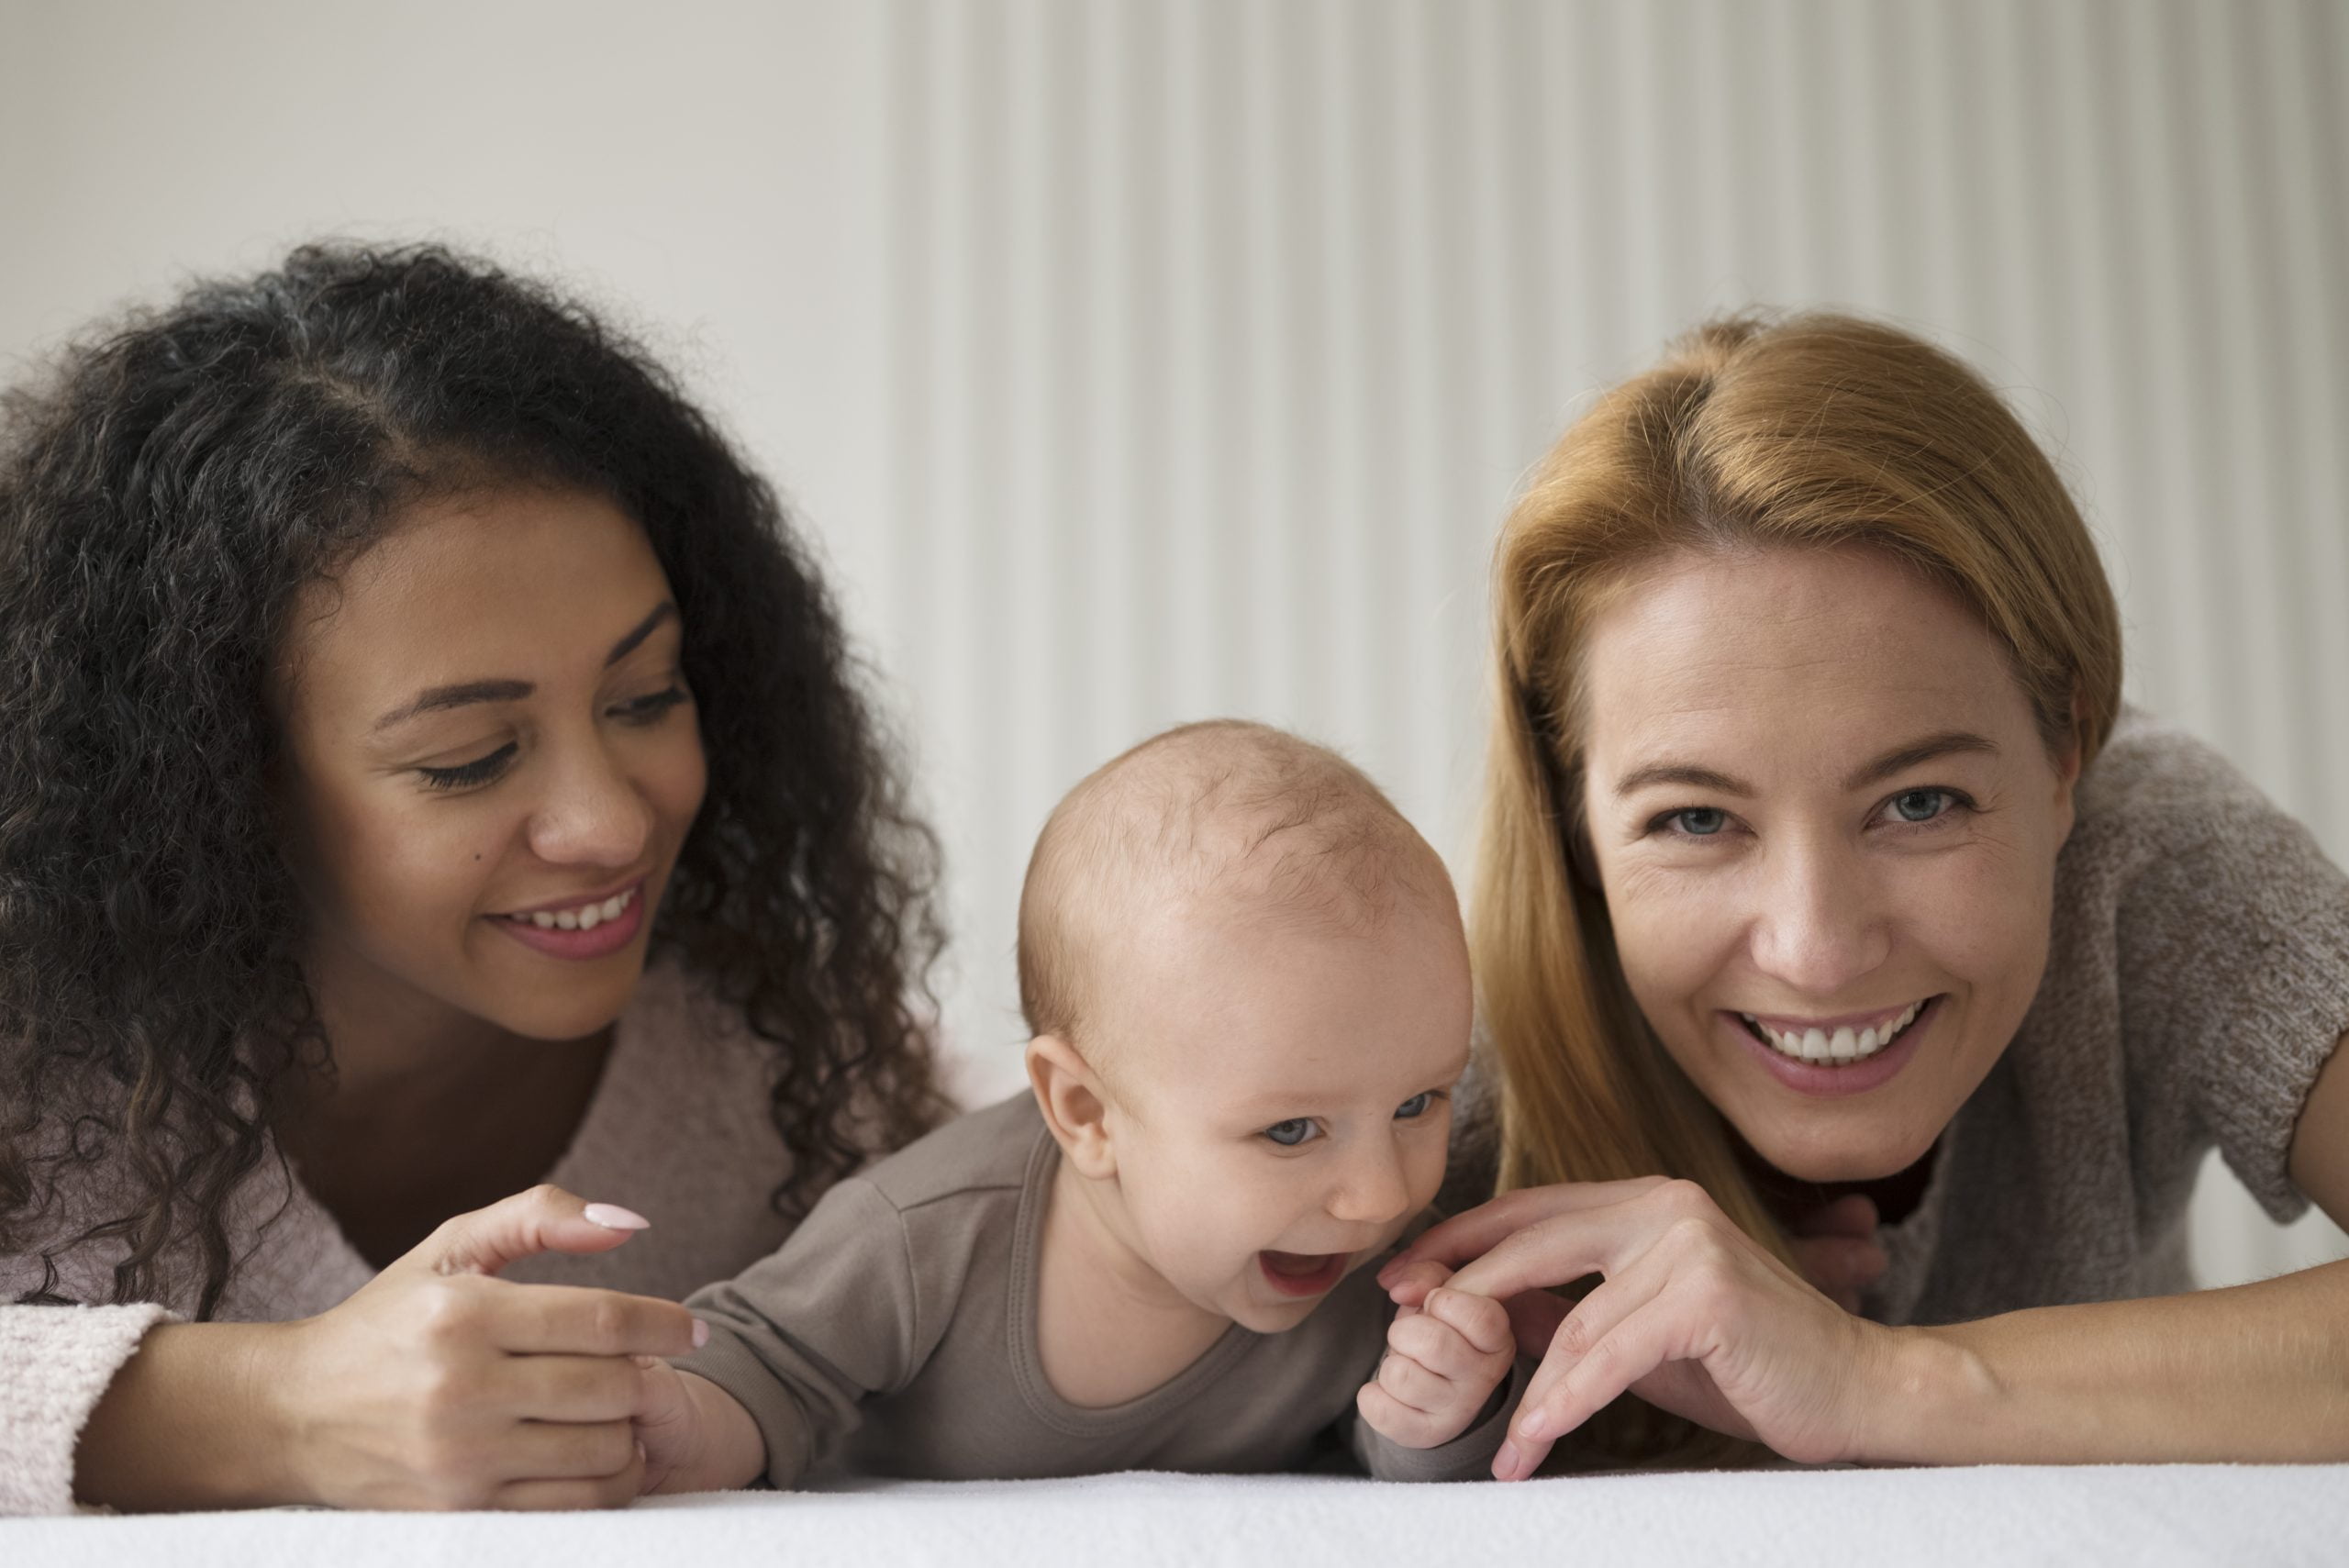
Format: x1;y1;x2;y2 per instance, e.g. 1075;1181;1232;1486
4;0;2343;1284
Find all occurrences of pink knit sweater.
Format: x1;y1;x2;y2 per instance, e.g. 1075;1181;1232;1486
0;964;803;1514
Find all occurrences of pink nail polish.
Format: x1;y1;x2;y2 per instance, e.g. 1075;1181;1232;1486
1496;1440;1520;1476
692;1317;711;1349
584;1203;651;1230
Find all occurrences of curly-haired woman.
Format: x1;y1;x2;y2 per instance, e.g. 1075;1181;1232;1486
0;245;949;1512
1388;313;2349;1473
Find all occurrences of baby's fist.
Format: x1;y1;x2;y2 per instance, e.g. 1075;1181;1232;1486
1357;1281;1517;1449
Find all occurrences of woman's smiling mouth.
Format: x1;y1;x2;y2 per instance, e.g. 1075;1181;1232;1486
1739;998;1932;1066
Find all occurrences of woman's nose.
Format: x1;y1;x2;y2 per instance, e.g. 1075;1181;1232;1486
1746;838;1892;997
525;742;653;869
1328;1135;1413;1226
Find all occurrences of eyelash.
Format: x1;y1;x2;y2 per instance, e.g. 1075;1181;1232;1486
414;686;690;793
1644;787;1979;841
1260;1091;1446;1149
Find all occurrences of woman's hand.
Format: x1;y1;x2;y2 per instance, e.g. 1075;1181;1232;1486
77;1184;704;1511
1379;1177;1900;1479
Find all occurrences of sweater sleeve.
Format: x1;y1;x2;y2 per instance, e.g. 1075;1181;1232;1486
672;1178;925;1489
1348;1356;1531;1483
0;1302;175;1515
2116;777;2349;1223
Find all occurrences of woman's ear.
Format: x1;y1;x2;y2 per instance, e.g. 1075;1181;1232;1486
1026;1034;1119;1180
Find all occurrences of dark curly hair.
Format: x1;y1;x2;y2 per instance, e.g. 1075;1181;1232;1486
0;243;950;1316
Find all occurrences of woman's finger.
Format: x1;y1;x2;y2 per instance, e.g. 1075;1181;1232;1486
412;1185;651;1280
488;1282;705;1359
491;1447;647;1512
1379;1178;1674;1284
1494;1248;1678;1477
497;1418;643;1482
494;1352;658;1424
1441;1185;1716;1303
1791;1234;1887;1310
1789;1193;1878;1240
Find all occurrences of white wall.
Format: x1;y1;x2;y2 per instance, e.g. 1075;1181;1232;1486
3;0;2342;1285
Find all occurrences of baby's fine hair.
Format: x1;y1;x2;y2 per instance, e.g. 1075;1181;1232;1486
1016;719;1455;1046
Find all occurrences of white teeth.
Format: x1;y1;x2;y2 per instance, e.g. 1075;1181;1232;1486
1751;1000;1930;1067
511;886;636;931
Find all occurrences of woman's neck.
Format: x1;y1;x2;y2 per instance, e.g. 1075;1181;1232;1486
1731;1125;1941;1230
275;950;616;1268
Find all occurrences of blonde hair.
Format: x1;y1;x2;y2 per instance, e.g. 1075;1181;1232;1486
1477;312;2121;1462
1019;719;1454;1055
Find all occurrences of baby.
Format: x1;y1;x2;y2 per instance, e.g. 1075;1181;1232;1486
633;720;1524;1490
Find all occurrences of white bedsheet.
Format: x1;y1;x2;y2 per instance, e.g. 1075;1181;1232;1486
11;1465;2346;1567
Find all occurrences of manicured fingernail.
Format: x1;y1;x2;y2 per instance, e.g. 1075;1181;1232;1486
692;1317;710;1349
1518;1411;1549;1440
584;1203;651;1230
1496;1440;1520;1476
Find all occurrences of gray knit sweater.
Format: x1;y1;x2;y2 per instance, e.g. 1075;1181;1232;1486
1443;709;2349;1326
0;964;801;1514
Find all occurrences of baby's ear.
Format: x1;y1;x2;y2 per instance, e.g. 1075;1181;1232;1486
1026;1034;1119;1179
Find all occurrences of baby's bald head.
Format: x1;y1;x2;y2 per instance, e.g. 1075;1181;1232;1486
1017;720;1458;1062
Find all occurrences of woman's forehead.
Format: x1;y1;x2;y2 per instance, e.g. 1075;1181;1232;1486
1578;545;2030;774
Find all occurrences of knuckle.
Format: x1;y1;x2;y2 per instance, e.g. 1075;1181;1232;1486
1653;1178;1715;1222
1549;1310;1596;1360
523;1183;569;1209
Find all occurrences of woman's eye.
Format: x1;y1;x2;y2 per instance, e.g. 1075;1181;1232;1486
1886;788;1955;825
1393;1092;1433;1120
417;742;518;792
1263;1118;1318;1148
614;686;689;724
1668;806;1728;837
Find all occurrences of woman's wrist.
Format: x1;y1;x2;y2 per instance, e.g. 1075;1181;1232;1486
75;1320;307;1510
1845;1321;2003;1465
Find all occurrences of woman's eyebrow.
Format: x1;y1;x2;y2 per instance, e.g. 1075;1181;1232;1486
1611;730;1998;798
1842;730;1998;791
371;604;677;732
605;601;676;667
373;679;532;731
1614;762;1751;797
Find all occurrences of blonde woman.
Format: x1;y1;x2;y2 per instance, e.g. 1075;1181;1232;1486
1382;315;2349;1475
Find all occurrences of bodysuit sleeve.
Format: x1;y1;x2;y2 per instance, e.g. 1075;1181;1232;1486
1348;1356;1532;1482
674;1178;929;1488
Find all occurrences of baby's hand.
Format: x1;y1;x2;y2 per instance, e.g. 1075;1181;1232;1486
630;1358;766;1496
1356;1263;1517;1449
629;1355;705;1495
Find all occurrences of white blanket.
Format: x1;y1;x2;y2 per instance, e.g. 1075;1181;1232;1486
10;1466;2345;1567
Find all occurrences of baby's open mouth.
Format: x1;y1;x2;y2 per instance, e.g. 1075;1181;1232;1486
1259;1250;1348;1298
1738;995;1939;1067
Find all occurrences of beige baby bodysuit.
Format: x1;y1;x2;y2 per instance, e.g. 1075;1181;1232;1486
680;1094;1520;1485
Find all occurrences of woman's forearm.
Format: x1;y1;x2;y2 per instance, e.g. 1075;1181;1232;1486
1871;1259;2349;1463
73;1320;301;1511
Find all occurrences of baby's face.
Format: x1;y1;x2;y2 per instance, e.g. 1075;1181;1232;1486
1092;895;1473;1335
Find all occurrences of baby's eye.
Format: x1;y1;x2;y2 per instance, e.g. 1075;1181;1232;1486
1393;1093;1433;1120
1263;1118;1319;1148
